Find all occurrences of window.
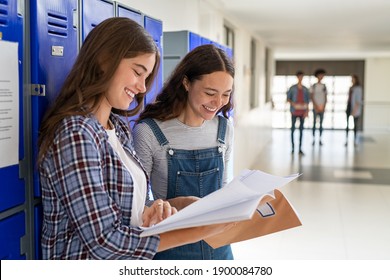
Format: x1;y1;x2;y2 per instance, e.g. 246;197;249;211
223;24;234;49
249;39;257;109
272;75;352;130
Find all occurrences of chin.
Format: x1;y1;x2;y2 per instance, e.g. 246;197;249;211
203;113;216;120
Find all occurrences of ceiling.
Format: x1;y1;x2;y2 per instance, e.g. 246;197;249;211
218;0;390;59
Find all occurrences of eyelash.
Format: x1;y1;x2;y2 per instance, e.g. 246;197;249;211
134;70;141;77
206;92;231;97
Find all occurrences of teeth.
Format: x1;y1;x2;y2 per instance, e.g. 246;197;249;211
125;88;135;98
203;105;217;112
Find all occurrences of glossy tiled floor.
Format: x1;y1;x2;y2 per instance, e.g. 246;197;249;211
232;128;390;259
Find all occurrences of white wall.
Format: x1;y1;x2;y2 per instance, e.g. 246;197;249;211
364;58;390;132
229;30;273;174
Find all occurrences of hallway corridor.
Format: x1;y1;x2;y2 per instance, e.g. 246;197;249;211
232;128;390;259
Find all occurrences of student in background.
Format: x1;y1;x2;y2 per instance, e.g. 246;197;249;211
310;68;328;146
37;18;234;260
345;74;363;146
133;44;235;260
287;71;310;155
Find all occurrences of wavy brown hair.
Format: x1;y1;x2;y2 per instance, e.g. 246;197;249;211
137;44;234;122
38;17;160;163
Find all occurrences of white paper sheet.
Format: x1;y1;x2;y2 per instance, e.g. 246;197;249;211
140;170;299;237
0;40;19;168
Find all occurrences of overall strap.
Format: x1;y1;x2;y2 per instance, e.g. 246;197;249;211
217;115;228;144
139;118;169;146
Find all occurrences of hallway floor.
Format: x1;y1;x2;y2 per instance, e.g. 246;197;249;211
231;128;390;259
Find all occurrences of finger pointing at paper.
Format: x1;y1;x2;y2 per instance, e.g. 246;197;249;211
142;199;178;227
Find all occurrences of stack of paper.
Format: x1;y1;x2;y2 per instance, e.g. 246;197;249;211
140;170;301;240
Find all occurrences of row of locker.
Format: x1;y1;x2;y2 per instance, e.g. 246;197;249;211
0;0;232;259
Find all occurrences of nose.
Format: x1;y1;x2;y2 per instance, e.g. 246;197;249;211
135;77;147;93
213;94;223;107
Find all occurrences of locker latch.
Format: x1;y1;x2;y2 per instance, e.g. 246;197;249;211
31;84;46;96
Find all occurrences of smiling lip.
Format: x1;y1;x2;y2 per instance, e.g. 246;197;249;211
203;105;217;112
125;88;135;99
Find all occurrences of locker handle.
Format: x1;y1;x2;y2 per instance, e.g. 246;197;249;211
72;9;78;29
17;0;24;16
31;84;46;97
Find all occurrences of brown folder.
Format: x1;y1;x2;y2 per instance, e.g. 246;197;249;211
204;189;302;248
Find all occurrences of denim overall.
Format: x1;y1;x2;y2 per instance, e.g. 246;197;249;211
141;116;233;260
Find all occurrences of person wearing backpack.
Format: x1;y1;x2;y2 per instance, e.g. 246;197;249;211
310;68;328;146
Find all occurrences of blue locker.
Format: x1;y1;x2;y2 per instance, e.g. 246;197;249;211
30;0;79;197
144;15;163;106
82;0;114;41
114;3;144;128
201;36;212;46
0;0;25;211
0;212;26;259
212;42;233;59
163;31;233;80
34;205;43;260
162;31;190;81
225;47;233;59
189;31;201;51
115;2;143;26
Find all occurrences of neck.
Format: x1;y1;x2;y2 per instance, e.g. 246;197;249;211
93;101;112;129
178;111;204;127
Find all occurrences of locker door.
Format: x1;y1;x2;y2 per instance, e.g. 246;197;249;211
82;0;114;41
162;31;189;81
226;47;233;59
189;32;201;51
33;205;43;259
30;0;79;197
201;36;212;46
114;3;144;128
115;3;143;26
0;212;26;260
0;0;25;212
144;15;163;106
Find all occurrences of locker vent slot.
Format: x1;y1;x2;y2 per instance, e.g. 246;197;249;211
0;9;8;16
47;12;68;37
0;19;7;26
0;0;8;25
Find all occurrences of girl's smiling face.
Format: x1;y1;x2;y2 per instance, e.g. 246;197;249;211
182;71;233;126
104;53;156;111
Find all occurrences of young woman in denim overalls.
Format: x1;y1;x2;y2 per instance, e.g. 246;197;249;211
133;44;235;260
37;18;233;259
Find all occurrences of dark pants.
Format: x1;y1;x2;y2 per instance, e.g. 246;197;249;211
291;115;305;150
312;110;324;137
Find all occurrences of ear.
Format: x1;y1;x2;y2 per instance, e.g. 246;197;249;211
182;76;190;92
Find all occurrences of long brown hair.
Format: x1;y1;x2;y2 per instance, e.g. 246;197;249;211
351;74;361;86
137;44;234;122
38;17;160;163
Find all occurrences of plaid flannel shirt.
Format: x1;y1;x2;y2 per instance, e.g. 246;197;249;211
39;113;160;259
